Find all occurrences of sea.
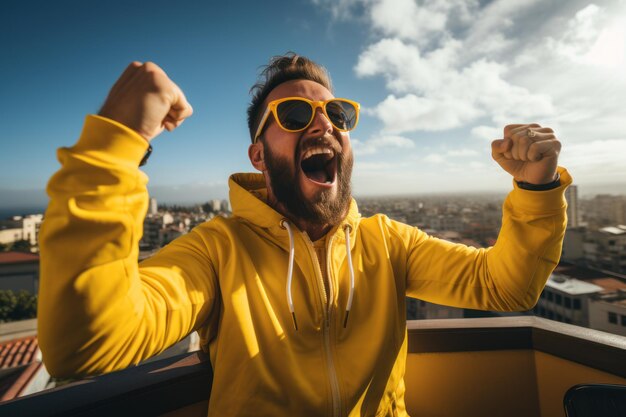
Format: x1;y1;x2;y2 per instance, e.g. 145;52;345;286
0;207;47;220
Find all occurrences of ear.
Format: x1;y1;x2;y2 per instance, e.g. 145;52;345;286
248;141;266;172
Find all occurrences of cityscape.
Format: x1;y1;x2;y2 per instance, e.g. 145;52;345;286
1;184;625;402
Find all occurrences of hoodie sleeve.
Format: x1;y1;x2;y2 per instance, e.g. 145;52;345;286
401;167;571;311
38;115;218;378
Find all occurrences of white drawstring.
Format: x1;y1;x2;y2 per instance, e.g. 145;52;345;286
281;219;298;330
343;225;355;328
280;220;356;330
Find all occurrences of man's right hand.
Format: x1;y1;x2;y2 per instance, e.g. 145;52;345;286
98;62;193;142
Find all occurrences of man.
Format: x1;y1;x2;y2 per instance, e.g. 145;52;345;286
39;53;570;416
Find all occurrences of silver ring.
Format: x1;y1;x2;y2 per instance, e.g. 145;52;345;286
527;129;537;138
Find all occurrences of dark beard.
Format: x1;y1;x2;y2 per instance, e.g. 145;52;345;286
263;143;353;227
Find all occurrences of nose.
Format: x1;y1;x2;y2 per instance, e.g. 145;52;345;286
306;108;333;137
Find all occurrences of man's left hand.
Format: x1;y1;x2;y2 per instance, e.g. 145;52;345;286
491;124;561;185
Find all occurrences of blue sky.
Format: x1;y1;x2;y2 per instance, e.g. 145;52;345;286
1;0;625;210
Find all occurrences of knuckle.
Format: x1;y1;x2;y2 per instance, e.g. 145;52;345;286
142;61;164;75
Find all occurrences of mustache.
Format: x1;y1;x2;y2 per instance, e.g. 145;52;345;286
297;135;342;157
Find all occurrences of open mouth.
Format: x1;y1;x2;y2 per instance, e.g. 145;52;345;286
300;146;338;185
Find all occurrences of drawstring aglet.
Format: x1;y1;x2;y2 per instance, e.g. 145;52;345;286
343;310;350;328
291;312;298;331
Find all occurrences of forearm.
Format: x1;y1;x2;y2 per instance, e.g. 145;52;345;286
405;167;571;311
38;116;212;377
484;166;571;310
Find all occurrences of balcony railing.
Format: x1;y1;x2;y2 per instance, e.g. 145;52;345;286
1;316;625;417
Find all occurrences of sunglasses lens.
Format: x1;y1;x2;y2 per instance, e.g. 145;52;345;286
276;100;313;131
326;100;358;131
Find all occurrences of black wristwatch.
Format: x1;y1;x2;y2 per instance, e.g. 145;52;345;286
139;144;153;167
516;174;561;191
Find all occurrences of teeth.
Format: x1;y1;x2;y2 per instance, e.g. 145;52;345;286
302;146;334;161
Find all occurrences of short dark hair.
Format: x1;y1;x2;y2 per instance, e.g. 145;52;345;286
247;52;333;143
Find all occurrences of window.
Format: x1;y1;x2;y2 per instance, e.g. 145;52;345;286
548;311;554;319
608;312;617;324
547;292;553;302
564;297;571;309
540;291;546;299
555;294;562;305
556;313;563;321
573;299;581;310
622;315;626;327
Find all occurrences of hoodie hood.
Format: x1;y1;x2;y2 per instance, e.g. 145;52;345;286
228;172;361;247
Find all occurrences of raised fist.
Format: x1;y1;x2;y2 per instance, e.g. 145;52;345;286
491;124;561;185
98;62;193;142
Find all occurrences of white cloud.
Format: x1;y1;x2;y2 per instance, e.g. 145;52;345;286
370;93;482;132
421;148;478;163
352;134;415;155
471;125;501;141
369;0;447;43
314;0;626;192
423;153;445;164
560;139;626;180
469;161;486;169
447;148;478;157
355;35;554;133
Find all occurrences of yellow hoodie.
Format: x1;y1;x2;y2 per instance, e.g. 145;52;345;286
38;115;571;416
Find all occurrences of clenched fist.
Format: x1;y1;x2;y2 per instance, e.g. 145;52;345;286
99;62;193;142
491;124;561;185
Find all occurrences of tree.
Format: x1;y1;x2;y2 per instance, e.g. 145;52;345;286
10;239;32;253
0;290;37;322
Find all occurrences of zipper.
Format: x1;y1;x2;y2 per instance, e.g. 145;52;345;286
325;234;342;417
301;231;342;417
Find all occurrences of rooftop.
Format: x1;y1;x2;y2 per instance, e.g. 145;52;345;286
0;336;40;369
546;274;604;295
599;225;626;235
593;290;626;307
588;277;626;293
0;252;39;265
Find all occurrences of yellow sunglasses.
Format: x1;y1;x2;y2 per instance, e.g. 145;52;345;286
254;97;360;143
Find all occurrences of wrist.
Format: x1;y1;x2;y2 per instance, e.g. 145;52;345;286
516;174;561;191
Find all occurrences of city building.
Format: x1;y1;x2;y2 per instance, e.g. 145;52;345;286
561;226;585;263
0;319;50;401
589;290;626;337
535;273;603;326
534;263;626;331
21;215;43;246
0;227;22;245
208;200;221;213
0;252;40;293
409;298;464;320
149;198;158;215
584;225;626;274
564;184;579;227
581;194;626;227
0;215;43;248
